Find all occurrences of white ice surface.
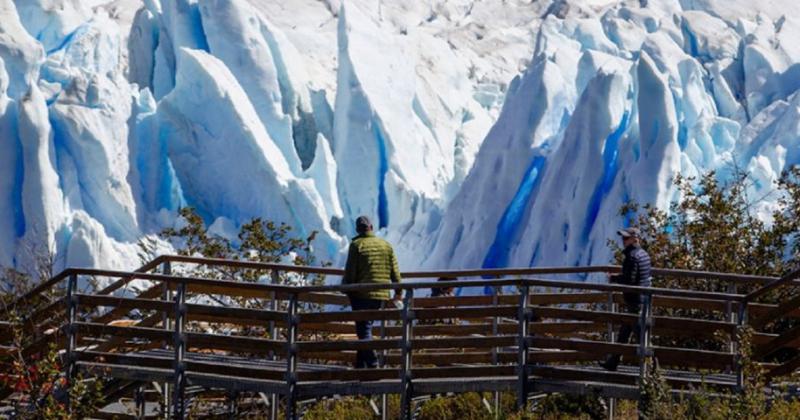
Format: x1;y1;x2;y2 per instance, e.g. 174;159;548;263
2;0;800;285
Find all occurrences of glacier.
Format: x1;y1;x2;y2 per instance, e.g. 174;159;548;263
1;0;800;282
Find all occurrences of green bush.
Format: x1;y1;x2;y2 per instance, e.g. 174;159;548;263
0;329;104;419
302;396;395;420
418;392;506;419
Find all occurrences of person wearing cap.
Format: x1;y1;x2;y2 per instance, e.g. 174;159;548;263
419;277;457;326
342;216;402;369
600;227;652;371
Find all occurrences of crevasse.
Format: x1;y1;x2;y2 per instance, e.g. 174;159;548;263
482;154;548;270
583;110;630;240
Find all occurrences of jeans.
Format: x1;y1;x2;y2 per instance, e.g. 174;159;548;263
349;296;383;368
605;300;642;369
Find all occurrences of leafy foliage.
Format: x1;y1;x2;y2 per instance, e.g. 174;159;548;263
155;207;327;314
613;167;800;418
302;395;398;420
159;207;324;286
0;241;104;419
611;168;800;351
612;168;800;286
0;316;104;419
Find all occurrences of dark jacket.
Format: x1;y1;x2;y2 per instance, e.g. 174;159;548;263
342;232;401;300
610;244;651;306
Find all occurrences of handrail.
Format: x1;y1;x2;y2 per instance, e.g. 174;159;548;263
750;294;800;330
52;268;745;303
650;268;777;285
307;278;745;301
745;267;800;303
8;253;780;320
60;268;300;292
742;269;800;350
141;254;782;284
7;271;70;310
96;256;171;295
9;254;780;336
158;254;345;276
6;256;167;314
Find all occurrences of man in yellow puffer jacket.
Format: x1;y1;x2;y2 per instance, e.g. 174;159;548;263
342;216;402;368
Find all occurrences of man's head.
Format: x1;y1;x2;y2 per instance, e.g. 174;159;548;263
433;276;456;297
617;227;640;247
355;216;373;234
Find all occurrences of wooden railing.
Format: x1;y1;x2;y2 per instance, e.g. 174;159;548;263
738;267;800;378
4;256;800;419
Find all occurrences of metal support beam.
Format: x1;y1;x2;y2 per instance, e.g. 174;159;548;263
736;301;748;391
637;294;653;387
136;384;146;420
161;261;172;419
727;284;737;355
607;291;616;420
172;281;187;419
607;292;616;342
227;391;239;418
379;300;388;420
636;293;653;420
65;273;78;413
268;272;279;420
516;285;530;412
286;293;299;420
491;287;501;419
400;289;414;420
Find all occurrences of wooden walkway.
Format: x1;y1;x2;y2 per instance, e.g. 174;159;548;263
2;254;800;419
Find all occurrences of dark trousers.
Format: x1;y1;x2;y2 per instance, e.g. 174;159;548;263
349;296;383;368
606;300;642;369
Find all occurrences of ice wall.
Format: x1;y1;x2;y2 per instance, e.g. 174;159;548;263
427;1;800;271
2;0;800;282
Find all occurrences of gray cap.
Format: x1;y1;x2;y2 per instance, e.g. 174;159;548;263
617;227;640;238
355;216;372;233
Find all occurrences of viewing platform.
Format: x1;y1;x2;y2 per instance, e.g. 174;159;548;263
2;255;800;419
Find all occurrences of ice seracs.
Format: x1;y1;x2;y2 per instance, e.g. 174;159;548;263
158;47;343;261
17;84;65;268
2;0;800;283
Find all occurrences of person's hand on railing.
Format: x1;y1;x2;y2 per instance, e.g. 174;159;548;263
392;291;403;309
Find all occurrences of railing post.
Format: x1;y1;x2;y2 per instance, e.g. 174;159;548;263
161;261;172;419
172;281;187;419
379;300;388;420
400;289;414;420
491;287;501;419
516;284;530;412
607;292;616;342
286;292;299;420
136;384;146;420
727;284;737;355
65;273;78;413
268;271;280;420
606;291;616;420
637;293;653;386
227;391;239;417
736;298;749;392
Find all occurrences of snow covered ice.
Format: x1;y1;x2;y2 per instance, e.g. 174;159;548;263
1;0;800;285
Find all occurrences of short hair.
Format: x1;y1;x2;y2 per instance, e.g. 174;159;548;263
432;276;456;297
355;216;372;233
